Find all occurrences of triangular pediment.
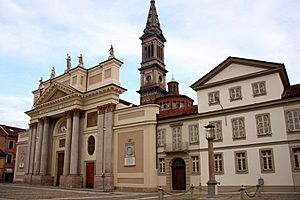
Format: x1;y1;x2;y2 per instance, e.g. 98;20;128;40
191;57;287;90
34;82;79;106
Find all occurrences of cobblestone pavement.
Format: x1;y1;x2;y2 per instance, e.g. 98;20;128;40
1;184;300;200
0;184;158;200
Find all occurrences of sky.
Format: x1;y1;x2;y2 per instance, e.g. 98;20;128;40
0;0;299;129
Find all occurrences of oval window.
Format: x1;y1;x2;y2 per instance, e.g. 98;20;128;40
87;136;95;156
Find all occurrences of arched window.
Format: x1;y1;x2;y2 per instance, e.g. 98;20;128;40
87;136;95;156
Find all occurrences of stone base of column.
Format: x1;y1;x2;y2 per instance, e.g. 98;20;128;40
94;173;114;191
31;175;54;186
207;180;218;198
24;174;32;184
60;175;83;188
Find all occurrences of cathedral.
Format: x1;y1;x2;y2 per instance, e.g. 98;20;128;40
14;0;300;192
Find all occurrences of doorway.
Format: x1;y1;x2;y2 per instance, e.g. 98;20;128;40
86;162;94;188
172;158;186;190
56;152;64;186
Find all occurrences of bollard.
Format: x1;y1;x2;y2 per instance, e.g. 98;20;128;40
190;184;194;199
239;185;246;200
158;186;164;200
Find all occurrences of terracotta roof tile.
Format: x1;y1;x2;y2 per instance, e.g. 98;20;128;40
282;84;300;98
158;105;198;119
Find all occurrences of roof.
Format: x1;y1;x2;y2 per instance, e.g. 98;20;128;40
191;56;290;90
158;105;198;119
282;84;300;98
0;124;26;137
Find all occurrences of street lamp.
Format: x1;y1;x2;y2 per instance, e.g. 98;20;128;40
204;123;217;198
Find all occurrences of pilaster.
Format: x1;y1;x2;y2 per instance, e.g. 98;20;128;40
34;119;44;175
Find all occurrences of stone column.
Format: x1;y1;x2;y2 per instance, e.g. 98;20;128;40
29;123;37;174
34;119;44;175
63;111;72;175
94;105;105;190
103;103;116;191
70;110;80;175
40;117;50;175
25;124;33;174
94;104;115;191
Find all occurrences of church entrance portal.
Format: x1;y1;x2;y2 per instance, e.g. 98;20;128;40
171;158;186;190
86;162;94;188
56;152;64;186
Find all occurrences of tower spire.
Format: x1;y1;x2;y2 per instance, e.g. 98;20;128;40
140;0;166;42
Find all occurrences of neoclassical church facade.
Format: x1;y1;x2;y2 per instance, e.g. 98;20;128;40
15;0;300;192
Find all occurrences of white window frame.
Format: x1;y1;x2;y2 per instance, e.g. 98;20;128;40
252;81;266;97
8;140;14;149
189;125;199;144
286;110;300;132
260;148;275;173
235;151;248;174
172;126;182;150
159;158;165;173
191;156;200;173
291;147;300;171
6;153;13;164
232;117;246;139
208;91;220;105
157;129;166;147
214;153;223;174
229;86;242;101
256;113;272;136
210;121;222;141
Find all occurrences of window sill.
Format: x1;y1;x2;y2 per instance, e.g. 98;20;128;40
257;133;272;138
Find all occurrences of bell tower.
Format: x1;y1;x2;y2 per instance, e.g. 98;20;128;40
137;0;168;105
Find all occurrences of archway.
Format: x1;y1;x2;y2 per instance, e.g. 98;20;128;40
171;158;186;190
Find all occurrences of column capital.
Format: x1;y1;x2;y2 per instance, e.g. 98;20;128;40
97;105;106;114
38;118;44;124
106;103;116;113
97;103;116;114
72;109;82;117
65;110;73;118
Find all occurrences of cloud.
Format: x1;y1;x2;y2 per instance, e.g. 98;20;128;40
0;95;31;128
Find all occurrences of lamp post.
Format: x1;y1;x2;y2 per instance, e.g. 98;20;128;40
204;123;217;198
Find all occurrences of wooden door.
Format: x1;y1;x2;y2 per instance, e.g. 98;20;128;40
56;152;64;186
86;163;94;188
172;167;186;190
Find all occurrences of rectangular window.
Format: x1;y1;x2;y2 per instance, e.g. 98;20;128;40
235;151;248;173
8;140;14;149
159;158;165;173
157;129;166;147
210;121;222;141
86;111;98;128
232;117;246;139
256;113;272;136
229;86;242;101
189;125;199;144
191;156;200;173
252;81;266;96
286;110;300;132
214;153;223;174
6;153;13;164
292;148;300;171
172;126;182;150
208;91;220;105
260;149;275;173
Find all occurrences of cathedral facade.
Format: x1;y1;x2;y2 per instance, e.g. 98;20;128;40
14;0;300;192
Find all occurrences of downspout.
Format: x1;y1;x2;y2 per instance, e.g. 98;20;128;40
155;113;159;170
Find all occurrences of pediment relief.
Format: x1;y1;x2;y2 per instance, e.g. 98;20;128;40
34;82;79;107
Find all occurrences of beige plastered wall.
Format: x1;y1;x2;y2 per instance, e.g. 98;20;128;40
113;104;159;190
